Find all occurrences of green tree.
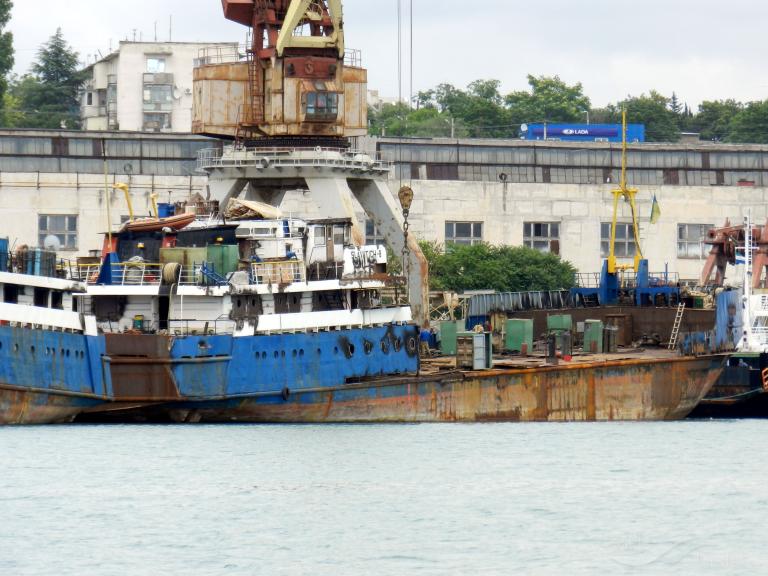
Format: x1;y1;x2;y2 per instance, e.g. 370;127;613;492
434;80;511;138
692;99;742;141
0;0;13;123
368;102;468;138
728;100;768;144
505;75;591;128
669;92;682;115
11;28;83;129
421;241;576;293
607;91;679;142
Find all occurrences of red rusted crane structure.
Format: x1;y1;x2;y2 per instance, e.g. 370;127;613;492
700;219;768;288
193;0;366;145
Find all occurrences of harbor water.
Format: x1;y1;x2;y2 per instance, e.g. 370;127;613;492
0;421;765;575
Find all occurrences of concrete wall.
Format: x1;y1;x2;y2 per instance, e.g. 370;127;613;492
0;173;207;255
278;179;765;284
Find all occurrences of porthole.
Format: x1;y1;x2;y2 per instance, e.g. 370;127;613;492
381;340;390;354
364;340;373;355
348;344;355;356
262;352;267;360
281;350;286;358
292;349;297;358
317;348;322;355
30;345;35;354
274;351;279;359
334;346;339;355
66;349;70;357
13;343;18;353
299;349;305;357
393;338;402;352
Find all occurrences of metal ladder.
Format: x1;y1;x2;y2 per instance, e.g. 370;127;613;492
668;302;686;350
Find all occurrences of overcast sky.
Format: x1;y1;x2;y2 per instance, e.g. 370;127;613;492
9;0;768;109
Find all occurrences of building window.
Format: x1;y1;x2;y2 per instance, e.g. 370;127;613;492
678;224;712;259
446;221;483;245
365;220;386;246
426;164;459;181
524;222;560;254
304;92;339;120
143;84;173;106
39;215;78;250
86;92;93;106
601;222;636;258
143;112;171;132
146;57;166;73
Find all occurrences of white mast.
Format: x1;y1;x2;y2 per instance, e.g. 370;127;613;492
741;213;753;350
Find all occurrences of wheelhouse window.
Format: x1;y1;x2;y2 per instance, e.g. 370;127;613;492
314;226;326;246
39;214;78;250
601;222;636;258
678;224;712;259
304;91;339;120
446;221;483;245
524;222;560;254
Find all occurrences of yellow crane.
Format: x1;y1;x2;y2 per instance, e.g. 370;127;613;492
607;110;644;275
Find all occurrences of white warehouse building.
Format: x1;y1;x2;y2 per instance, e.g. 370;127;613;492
0;130;764;287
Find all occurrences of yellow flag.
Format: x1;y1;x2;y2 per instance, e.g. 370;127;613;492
650;194;661;224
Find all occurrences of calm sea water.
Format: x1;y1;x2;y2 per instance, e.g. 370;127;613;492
0;421;766;576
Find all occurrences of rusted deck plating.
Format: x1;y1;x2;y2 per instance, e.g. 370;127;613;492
163;353;725;424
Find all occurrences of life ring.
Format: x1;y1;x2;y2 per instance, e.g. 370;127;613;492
304;61;315;74
281;386;291;401
260;157;271;169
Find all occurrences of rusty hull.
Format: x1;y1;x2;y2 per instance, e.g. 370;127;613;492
170;353;724;423
0;385;100;425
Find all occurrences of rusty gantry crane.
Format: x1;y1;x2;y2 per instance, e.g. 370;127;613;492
193;0;367;146
192;0;430;325
700;219;768;288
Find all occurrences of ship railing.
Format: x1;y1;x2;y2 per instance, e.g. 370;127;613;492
646;271;680;286
197;146;392;173
344;48;362;67
573;270;679;289
250;260;306;285
194;44;248;66
168;317;237;336
79;262;229;287
2;250;62;279
572;272;602;288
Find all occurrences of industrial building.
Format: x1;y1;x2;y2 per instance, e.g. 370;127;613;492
80;41;239;133
1;129;765;284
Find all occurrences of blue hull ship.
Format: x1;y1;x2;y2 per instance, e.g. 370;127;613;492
79;203;420;421
0;242;110;425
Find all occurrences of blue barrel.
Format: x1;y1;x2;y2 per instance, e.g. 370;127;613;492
0;238;7;272
157;203;174;218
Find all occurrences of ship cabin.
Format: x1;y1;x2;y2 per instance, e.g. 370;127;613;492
80;213;408;336
0;239;96;335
